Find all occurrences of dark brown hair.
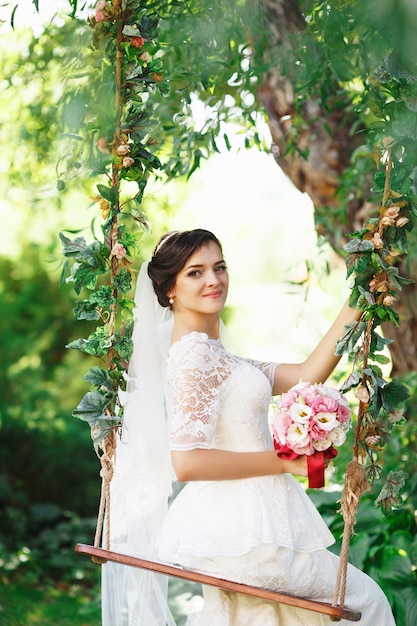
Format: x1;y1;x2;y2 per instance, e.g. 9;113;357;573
148;229;223;307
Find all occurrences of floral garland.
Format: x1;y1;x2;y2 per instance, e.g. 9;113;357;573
336;140;412;513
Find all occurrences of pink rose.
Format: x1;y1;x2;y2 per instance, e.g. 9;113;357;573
311;395;339;414
111;242;127;259
396;217;409;228
122;156;135;168
355;385;370;404
97;137;109;153
372;233;383;249
310;420;329;441
336;403;351;423
381;216;395;227
117;144;130;155
292;441;315;456
386;206;400;219
271;410;291;444
131;36;145;48
95;10;105;22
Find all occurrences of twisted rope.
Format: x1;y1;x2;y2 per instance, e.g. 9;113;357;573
330;459;370;621
92;429;117;564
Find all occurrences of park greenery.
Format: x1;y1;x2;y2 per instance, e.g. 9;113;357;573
1;0;416;624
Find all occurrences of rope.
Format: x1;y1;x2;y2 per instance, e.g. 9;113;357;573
330;459;370;621
92;429;117;564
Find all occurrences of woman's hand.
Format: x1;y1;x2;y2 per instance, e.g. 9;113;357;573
282;455;308;478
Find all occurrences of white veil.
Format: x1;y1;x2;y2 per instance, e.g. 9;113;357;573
101;261;176;626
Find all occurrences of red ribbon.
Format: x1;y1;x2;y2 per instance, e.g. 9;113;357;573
274;443;338;488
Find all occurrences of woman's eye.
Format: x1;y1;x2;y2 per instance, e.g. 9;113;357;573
187;270;201;277
216;264;228;272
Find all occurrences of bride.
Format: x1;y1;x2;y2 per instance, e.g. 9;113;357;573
102;229;395;625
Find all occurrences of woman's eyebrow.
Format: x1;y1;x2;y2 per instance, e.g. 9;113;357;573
184;259;225;270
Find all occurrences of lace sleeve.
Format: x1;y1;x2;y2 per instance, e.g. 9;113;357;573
245;358;278;388
167;334;233;451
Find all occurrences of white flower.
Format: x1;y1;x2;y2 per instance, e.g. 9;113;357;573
314;412;338;431
331;426;347;447
289;402;312;424
313;436;333;451
286;422;310;446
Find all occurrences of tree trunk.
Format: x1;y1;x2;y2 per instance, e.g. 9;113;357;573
257;0;417;376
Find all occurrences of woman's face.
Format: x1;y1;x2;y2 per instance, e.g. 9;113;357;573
169;241;229;316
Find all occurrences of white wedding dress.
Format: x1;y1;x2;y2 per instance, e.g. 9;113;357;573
157;332;395;625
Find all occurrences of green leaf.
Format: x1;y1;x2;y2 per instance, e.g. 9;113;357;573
96;184;119;206
335;319;366;356
381;380;410;412
344;239;375;254
83;366;113;390
113;268;132;293
72;301;100;321
123;25;142;37
72;390;112;421
89;415;120;446
66;330;113;357
71;263;99;294
340;371;361;392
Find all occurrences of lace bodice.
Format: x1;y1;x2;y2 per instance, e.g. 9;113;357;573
167;332;277;452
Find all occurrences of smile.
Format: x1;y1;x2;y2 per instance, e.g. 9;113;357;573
203;291;223;298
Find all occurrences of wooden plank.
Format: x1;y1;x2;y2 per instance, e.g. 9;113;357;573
75;543;361;621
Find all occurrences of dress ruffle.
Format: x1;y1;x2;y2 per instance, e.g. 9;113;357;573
158;473;334;564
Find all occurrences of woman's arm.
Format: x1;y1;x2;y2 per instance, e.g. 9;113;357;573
172;448;308;482
272;298;362;395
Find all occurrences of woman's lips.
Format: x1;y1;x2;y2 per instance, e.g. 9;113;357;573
203;290;222;298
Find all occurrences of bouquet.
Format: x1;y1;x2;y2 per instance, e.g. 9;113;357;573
271;381;352;488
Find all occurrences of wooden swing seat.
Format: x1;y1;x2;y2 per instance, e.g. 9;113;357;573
75;543;361;622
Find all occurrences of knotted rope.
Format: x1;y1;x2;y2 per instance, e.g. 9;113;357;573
92;429;117;564
330;458;370;621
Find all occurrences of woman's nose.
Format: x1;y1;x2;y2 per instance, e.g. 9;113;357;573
206;270;219;285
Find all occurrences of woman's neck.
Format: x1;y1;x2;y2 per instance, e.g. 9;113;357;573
171;312;220;344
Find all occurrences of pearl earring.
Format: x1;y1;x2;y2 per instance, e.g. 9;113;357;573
169;297;174;305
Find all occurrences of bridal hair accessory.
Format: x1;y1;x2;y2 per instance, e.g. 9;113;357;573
155;230;181;254
101;261;176;626
271;381;352;488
